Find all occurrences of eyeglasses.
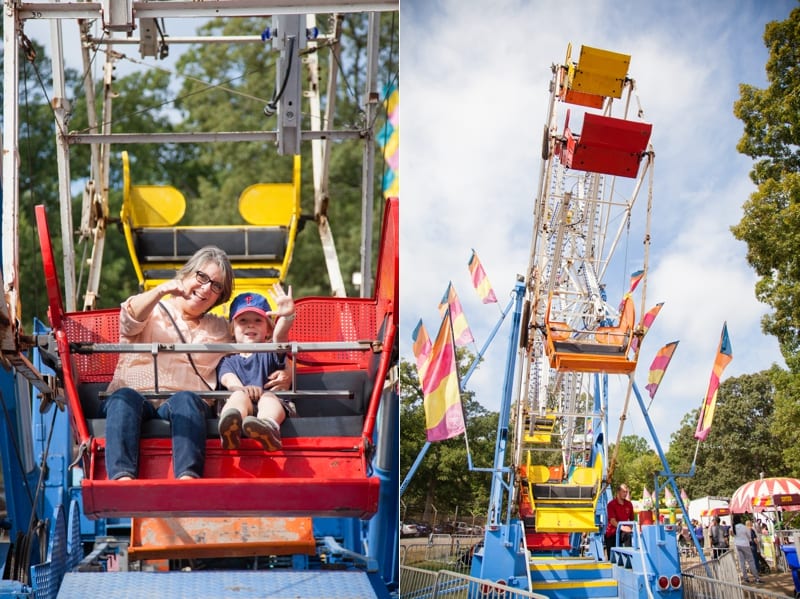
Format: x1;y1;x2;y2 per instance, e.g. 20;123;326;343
195;270;224;294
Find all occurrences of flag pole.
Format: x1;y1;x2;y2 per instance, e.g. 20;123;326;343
400;441;431;497
462;294;514;384
404;292;515;493
462;293;513;471
688;439;700;477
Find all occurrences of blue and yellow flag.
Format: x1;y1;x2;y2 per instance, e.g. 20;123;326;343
377;81;399;198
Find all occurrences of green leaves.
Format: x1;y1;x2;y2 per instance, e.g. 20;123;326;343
733;8;800;372
665;368;790;498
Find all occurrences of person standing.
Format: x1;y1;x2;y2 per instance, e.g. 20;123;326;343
692;519;705;551
733;515;763;584
605;483;635;560
709;516;729;559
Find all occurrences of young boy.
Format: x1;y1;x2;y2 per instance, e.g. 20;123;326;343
218;286;296;450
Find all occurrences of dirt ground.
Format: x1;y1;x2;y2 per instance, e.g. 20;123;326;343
757;569;797;597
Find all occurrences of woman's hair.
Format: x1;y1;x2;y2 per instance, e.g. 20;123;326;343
176;246;234;308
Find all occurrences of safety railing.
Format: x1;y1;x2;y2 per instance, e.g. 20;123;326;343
400;539;480;575
683;551;794;599
683;573;793;599
399;567;548;599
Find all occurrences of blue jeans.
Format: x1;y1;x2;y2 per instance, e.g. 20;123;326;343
102;387;212;479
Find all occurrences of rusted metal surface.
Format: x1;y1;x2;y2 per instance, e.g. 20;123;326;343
129;516;316;560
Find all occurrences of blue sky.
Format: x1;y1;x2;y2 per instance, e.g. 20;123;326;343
399;0;794;452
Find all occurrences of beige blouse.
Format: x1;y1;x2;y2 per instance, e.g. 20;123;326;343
107;298;232;404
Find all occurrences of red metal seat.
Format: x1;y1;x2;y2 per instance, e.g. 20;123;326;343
35;198;398;520
562;113;652;178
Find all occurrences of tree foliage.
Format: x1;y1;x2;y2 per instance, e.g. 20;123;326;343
665;369;788;498
608;435;662;501
732;7;800;372
2;12;398;331
400;354;497;524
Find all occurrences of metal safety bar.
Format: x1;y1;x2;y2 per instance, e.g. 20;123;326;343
72;340;379;395
70;340;379;354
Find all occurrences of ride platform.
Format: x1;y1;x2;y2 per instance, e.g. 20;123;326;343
57;570;386;599
529;557;618;599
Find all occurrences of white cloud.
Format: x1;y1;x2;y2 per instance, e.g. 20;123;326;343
401;0;790;452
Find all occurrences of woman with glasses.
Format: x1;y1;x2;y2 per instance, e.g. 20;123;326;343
101;246;289;480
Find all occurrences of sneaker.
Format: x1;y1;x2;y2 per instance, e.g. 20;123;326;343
219;409;243;449
243;416;282;451
755;579;764;584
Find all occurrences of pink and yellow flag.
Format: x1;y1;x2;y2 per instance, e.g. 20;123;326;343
694;322;733;441
468;250;498;304
422;309;466;442
628;269;645;294
630;302;664;353
644;340;679;400
411;319;432;382
438;283;475;346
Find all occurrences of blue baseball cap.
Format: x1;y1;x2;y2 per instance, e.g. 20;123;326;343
229;292;272;321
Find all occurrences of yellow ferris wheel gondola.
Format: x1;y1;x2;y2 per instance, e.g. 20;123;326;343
120;151;302;309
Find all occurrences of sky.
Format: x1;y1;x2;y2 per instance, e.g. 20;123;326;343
399;0;795;454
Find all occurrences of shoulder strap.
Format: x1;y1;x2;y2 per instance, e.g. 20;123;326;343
158;301;214;391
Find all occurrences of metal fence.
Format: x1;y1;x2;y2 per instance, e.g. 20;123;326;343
683;573;794;599
401;539;796;599
683;550;794;599
399;567;548;599
400;538;483;576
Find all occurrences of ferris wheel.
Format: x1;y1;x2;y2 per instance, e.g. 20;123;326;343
514;43;655;536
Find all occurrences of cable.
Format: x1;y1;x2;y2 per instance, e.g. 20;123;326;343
264;35;295;117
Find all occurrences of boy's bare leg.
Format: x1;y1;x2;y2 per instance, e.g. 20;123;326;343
219;390;254;449
243;393;285;450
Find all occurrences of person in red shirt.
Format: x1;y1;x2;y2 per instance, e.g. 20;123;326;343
606;483;635;559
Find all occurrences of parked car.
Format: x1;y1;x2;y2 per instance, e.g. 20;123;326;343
454;522;476;535
400;522;418;538
433;522;454;534
411;521;431;536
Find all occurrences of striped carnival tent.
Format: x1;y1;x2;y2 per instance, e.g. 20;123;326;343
729;477;800;513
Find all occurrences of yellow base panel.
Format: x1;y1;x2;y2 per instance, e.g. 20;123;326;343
534;507;596;533
531;579;618;591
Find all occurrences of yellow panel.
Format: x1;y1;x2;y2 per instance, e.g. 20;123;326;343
571;466;596;487
535;507;597;533
528;465;550;484
526;432;552;444
239;154;300;226
239;183;296;226
571;45;630;99
121;150;186;227
129;186;186;227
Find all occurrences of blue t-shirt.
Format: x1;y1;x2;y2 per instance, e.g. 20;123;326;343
218;351;285;388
